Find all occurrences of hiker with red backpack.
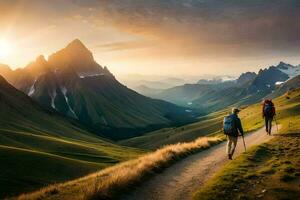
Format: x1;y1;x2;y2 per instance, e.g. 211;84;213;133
223;108;244;160
262;99;276;135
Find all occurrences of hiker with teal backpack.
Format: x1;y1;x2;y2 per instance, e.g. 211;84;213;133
223;108;244;160
262;99;276;135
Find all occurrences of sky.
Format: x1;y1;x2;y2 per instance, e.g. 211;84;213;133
0;0;300;77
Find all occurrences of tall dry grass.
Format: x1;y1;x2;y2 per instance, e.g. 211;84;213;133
16;136;222;200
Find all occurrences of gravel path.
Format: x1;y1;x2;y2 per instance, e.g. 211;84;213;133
121;127;273;200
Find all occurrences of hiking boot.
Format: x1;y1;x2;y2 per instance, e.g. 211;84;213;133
228;154;232;160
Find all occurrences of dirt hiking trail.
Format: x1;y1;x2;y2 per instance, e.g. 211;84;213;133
121;127;274;200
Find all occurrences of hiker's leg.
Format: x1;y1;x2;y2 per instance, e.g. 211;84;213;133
226;136;235;159
230;136;238;156
268;118;273;134
265;117;268;132
226;136;232;155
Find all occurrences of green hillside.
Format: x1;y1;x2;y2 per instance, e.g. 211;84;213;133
118;97;264;150
0;76;143;198
118;109;227;150
194;89;300;200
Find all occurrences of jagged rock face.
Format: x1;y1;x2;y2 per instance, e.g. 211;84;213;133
276;61;294;70
267;75;300;99
275;61;300;78
154;63;298;114
248;67;289;93
48;39;110;77
237;72;257;86
25;55;50;76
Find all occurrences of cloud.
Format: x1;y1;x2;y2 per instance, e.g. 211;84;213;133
95;40;153;51
2;0;300;53
89;0;300;54
1;0;300;74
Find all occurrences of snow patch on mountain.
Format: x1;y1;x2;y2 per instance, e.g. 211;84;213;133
79;73;105;78
60;86;77;119
276;62;300;78
28;80;37;96
275;81;285;85
49;89;57;109
77;70;106;79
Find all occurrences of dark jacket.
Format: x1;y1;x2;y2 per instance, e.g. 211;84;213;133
229;113;244;137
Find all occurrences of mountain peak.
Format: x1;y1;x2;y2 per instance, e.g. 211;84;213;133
48;39;94;67
24;55;50;76
35;55;47;64
48;39;112;76
71;38;83;44
276;61;294;69
236;71;257;85
278;61;288;65
65;39;88;51
49;39;93;62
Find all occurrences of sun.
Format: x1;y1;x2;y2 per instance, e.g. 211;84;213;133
0;39;12;58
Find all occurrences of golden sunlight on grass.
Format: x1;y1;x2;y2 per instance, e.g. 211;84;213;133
17;136;222;200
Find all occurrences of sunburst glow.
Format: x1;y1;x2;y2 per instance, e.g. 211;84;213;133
0;39;12;58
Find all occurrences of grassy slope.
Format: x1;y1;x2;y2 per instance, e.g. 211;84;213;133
118;109;228;150
194;89;300;200
119;102;265;151
0;77;143;198
16;137;221;200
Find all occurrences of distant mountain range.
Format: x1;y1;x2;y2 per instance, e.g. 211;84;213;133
0;39;196;140
152;62;300;113
121;74;236;96
1;39;299;138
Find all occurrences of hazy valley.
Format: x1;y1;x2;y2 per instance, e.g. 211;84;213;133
1;1;300;199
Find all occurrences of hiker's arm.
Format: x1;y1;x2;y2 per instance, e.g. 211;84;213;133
237;118;244;136
262;104;265;118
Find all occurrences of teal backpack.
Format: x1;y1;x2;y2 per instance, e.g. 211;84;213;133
223;115;235;135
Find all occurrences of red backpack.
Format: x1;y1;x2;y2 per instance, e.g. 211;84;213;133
264;100;274;117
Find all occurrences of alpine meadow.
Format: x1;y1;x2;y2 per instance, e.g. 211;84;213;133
0;1;300;200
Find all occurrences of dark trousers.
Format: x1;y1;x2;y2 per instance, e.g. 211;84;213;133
265;117;273;134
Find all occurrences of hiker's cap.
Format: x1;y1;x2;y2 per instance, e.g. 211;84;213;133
232;107;241;113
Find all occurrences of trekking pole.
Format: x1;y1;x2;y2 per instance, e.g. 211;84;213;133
242;135;246;152
274;116;279;134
